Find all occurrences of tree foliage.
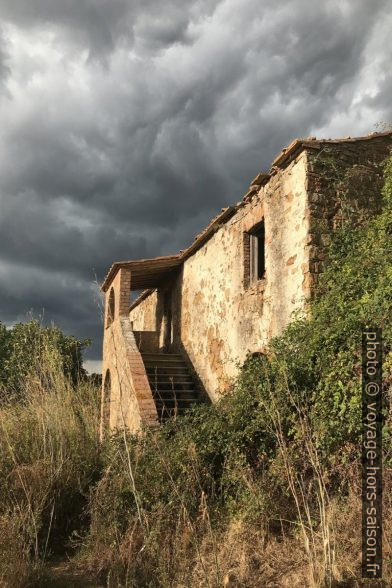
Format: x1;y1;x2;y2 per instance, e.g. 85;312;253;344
0;320;90;393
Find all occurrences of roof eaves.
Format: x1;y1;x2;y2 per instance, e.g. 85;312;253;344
101;254;182;292
270;130;392;171
102;130;392;292
181;206;237;261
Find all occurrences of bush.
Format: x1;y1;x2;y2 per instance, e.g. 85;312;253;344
0;319;91;395
77;154;392;585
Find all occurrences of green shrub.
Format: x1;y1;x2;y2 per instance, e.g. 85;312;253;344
0;319;91;395
79;153;392;585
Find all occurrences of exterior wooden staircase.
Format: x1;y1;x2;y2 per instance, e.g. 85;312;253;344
141;352;203;423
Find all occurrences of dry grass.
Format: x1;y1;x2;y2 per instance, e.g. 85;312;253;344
77;436;392;587
0;344;101;587
0;342;391;587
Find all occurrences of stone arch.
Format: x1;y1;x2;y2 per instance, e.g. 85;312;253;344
102;369;111;433
106;287;115;327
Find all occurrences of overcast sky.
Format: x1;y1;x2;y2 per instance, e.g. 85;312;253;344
0;0;391;372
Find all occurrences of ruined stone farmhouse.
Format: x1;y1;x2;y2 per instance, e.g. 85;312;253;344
100;131;392;435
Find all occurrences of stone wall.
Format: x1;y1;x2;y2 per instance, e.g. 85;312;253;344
101;268;158;437
305;136;391;293
129;150;310;400
122;133;391;415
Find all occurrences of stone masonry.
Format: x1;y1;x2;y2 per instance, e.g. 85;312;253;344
100;131;392;435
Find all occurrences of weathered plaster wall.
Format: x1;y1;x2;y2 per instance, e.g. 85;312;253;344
108;133;392;429
130;284;175;349
177;151;309;399
129;151;310;400
130;290;159;331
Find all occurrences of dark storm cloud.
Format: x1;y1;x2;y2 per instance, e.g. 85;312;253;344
0;0;131;56
0;27;10;93
0;0;220;57
0;0;391;365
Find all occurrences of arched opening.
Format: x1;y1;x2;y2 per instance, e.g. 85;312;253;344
106;287;115;327
102;369;111;433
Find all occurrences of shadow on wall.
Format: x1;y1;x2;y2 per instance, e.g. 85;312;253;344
153;267;211;404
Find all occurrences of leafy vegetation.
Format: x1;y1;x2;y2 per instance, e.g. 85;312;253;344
0;154;391;586
78;151;392;586
0;320;90;394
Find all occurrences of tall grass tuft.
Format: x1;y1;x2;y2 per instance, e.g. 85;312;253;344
0;335;101;587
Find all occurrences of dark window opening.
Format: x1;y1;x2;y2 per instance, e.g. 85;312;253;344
249;220;265;282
